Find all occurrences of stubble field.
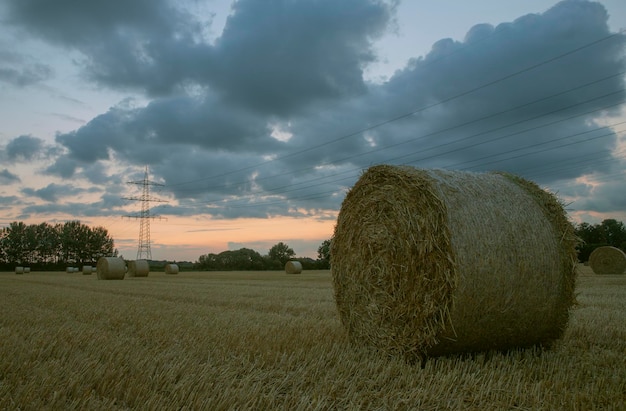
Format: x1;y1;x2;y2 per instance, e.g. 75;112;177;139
0;265;624;410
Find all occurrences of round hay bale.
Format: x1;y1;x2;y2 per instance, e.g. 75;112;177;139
96;257;126;280
66;267;74;273
128;260;150;277
24;267;30;273
165;263;179;274
285;260;303;274
15;267;24;275
82;265;93;275
589;246;626;274
331;165;578;360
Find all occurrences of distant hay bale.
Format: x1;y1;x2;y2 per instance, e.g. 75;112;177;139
128;260;150;277
589;246;626;274
285;260;303;274
24;267;30;273
165;263;179;274
82;265;93;275
331;165;578;360
15;267;24;275
66;267;74;273
96;257;126;280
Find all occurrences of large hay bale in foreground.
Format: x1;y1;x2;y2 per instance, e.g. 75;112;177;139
127;260;150;277
96;257;126;280
589;246;626;274
331;165;578;360
165;263;179;274
285;260;303;274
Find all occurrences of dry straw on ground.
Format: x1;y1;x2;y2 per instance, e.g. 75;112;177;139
96;257;126;280
331;165;579;360
165;263;179;275
589;246;626;274
127;260;150;277
285;260;303;274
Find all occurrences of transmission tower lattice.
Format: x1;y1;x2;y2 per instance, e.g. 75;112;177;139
123;166;167;260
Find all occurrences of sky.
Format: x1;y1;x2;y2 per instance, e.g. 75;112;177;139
0;0;625;262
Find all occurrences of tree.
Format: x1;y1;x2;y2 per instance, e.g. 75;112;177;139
317;238;332;269
575;219;626;262
599;219;626;248
268;242;295;265
87;226;115;261
2;222;28;264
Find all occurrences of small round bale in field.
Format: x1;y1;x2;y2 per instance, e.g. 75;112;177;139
589;246;626;274
128;260;150;277
82;265;93;275
96;257;126;280
285;260;303;274
24;267;30;273
165;263;179;274
15;266;24;274
66;267;74;273
331;165;578;360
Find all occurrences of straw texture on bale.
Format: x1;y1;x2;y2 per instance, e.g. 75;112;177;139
128;260;150;277
331;165;578;360
165;263;179;274
285;260;303;274
82;265;93;275
589;246;626;274
96;257;126;280
15;267;24;274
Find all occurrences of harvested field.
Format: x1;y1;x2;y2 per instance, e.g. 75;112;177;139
0;265;624;410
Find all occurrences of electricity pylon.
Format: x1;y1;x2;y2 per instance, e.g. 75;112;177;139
123;166;167;260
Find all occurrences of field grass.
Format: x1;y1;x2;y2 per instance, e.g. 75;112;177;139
0;266;624;410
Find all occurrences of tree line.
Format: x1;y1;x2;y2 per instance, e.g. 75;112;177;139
0;221;116;270
195;241;331;271
3;218;622;271
574;219;626;262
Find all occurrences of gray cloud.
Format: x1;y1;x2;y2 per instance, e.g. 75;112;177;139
209;0;394;114
0;168;20;184
5;135;45;161
21;183;93;202
4;0;626;222
0;47;53;87
4;0;394;114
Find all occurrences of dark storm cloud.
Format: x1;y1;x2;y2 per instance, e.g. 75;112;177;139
52;94;282;176
279;0;626;184
0;168;20;184
4;0;206;95
210;0;393;114
4;0;394;113
5;135;45;161
5;0;626;221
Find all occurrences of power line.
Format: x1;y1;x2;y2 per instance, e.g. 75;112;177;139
163;30;625;190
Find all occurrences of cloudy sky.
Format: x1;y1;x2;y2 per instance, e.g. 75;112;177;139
1;0;625;261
